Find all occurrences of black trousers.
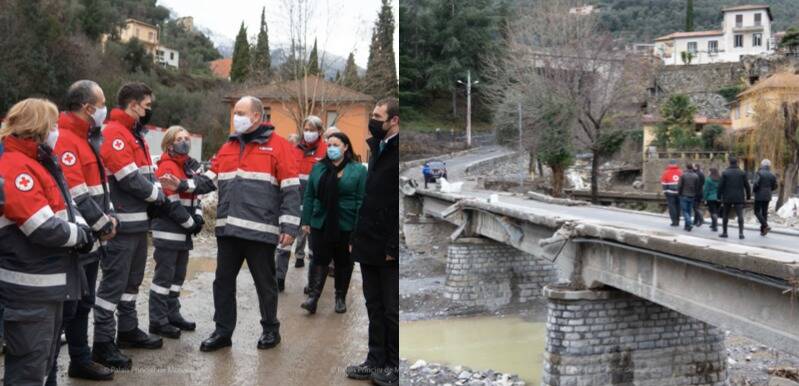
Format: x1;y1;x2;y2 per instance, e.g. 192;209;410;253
754;200;770;229
149;248;189;326
3;301;63;386
721;202;745;234
665;194;680;225
213;237;279;337
707;200;720;228
310;228;354;295
360;262;399;370
693;197;704;225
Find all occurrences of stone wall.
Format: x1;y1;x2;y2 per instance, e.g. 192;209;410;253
542;286;727;386
443;237;556;308
464;151;530;178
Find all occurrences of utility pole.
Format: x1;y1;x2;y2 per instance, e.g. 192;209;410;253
518;101;523;188
458;70;478;148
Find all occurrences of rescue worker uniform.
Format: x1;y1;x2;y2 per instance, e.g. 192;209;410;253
95;108;165;368
660;163;683;226
149;151;215;337
201;124;300;348
275;138;326;289
0;135;92;386
50;112;115;380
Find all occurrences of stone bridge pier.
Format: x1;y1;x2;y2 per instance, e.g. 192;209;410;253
444;237;557;307
542;285;727;386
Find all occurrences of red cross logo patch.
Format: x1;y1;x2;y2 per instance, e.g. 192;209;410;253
15;173;34;192
61;152;77;166
112;139;125;151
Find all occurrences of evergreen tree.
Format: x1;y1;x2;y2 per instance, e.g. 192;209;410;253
252;7;272;80
342;51;360;89
230;22;250;82
686;0;694;32
364;0;398;98
307;38;320;76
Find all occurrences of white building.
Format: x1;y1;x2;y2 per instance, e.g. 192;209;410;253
155;46;180;68
654;4;774;65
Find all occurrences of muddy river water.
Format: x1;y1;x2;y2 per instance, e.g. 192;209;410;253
401;316;546;383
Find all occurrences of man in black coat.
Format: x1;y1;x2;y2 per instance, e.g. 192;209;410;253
718;157;752;239
752;159;778;235
346;97;399;386
693;163;705;227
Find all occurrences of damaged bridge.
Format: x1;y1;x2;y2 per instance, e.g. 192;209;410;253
402;179;799;385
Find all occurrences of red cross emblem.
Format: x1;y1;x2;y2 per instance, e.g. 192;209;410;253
112;139;125;151
15;173;34;192
61;152;77;166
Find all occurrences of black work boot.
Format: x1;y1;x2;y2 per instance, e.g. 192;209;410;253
117;328;163;349
335;291;347;314
68;360;114;381
277;278;285;292
149;323;181;339
92;341;132;370
169;313;196;331
301;263;328;314
294;257;305;268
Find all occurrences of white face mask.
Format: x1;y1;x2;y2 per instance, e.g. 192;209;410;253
303;131;319;143
91;106;107;128
46;126;59;149
233;114;254;134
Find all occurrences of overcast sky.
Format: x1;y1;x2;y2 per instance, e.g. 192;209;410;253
157;0;398;70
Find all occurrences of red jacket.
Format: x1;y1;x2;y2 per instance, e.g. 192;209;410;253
0;135;85;302
295;139;327;191
150;152;215;250
205;124;301;244
660;164;683;194
99;108;164;233
55;112;114;245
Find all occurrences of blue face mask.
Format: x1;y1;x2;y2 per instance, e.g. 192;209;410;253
327;146;342;160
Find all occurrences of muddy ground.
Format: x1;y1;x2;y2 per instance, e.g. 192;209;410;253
1;236;371;386
400;240;799;386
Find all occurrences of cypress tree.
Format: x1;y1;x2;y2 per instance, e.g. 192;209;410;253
230;22;250;82
364;0;398;98
252;7;272;80
307;38;320;76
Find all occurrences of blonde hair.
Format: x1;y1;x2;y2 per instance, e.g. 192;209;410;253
0;98;59;142
161;125;190;152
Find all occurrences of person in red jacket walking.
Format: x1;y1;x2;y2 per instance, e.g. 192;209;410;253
0;98;94;385
199;96;301;352
275;115;327;291
95;83;166;370
660;160;683;227
148;126;215;339
50;80;116;381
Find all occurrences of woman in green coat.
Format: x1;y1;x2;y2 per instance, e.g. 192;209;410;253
703;167;721;232
300;132;367;314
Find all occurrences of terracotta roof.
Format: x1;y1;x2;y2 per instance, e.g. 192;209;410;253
209;58;232;79
721;5;772;20
226;75;374;103
738;72;799;98
655;30;724;42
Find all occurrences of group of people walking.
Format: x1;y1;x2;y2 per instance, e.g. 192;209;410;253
0;79;399;386
661;156;778;238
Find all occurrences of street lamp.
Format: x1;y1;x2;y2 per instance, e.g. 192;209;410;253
457;70;479;147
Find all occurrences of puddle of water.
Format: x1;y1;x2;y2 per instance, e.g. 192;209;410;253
400;316;546;383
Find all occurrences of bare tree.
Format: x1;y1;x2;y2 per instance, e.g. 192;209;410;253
264;0;368;134
484;0;651;202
